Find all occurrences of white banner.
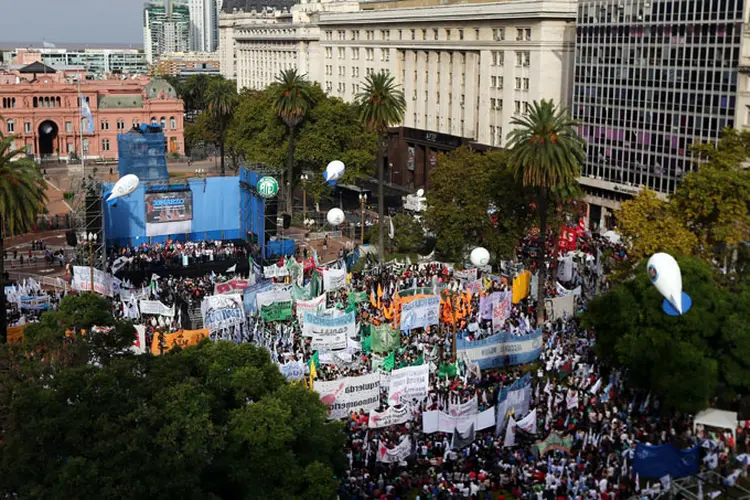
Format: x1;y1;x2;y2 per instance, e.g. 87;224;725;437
315;373;381;420
72;266;115;297
304;311;355;350
368;404;412;429
387;364;429;405
256;286;292;309
263;264;289;279
296;294;326;324
131;325;147;355
545;294;576;321
454;268;478;281
138;300;175;317
491;291;512;332
495;374;532;435
377;437;412;463
323;268;347;291
448;395;478;417
201;294;245;332
422;407;496;433
399;295;440;331
516;408;537;434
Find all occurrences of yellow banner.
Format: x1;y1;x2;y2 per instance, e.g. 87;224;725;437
512;270;531;304
6;324;27;344
151;328;209;355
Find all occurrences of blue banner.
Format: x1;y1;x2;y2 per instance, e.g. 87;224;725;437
242;281;272;315
400;295;440;331
495;373;532;435
456;330;542;370
633;443;700;478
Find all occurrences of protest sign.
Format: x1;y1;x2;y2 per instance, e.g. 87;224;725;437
491;291;512;331
72;266;115;296
371;324;400;353
151;328;209;355
399;295;440;331
545;294;576;321
296;294;326;324
448;395;478;417
454;268;478;281
369;404;413;428
243;281;273;314
315;373;381;419
260;300;293;322
256;285;292;309
421;408;496;433
323;268;347;291
377;437;412;463
263;264;289;279
279;360;306;382
388;364;429;404
495;374;532;435
19;295;51;311
201;295;245;331
456;329;542;370
139;300;175;317
214;278;250;295
304;311;355;350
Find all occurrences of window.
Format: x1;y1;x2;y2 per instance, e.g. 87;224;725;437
491;76;504;89
436;92;440;104
459;29;464;40
381;49;390;62
1;97;16;108
170;117;176;129
6;119;14;133
24;122;31;133
446;29;451;41
412;89;417;100
338;30;345;40
522;78;529;90
325;30;333;40
475;28;480;40
351;66;360;77
490;125;497;146
82;138;89;153
338;66;345;77
366;48;374;61
433;29;439;40
410;29;416;40
102;139;110;151
514;100;521;114
398;29;403;40
496;126;503;146
515;77;522;89
337;82;345;93
516;51;530;66
325;81;332;92
381;29;390;40
117;119;126;131
460;94;465;106
325;65;332;75
516;29;524;41
101;120;110;130
492;51;504;66
524;28;531;40
325;47;332;59
65;121;72;133
366;30;374;40
338;47;345;59
352;48;360;60
160;117;166;128
421;29;427;40
493;28;505;41
366;67;374;75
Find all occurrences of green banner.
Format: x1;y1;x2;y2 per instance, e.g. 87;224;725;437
348;291;368;304
371;324;401;354
397;287;435;298
261;300;293;322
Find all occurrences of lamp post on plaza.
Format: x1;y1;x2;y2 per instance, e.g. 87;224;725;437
84;232;97;293
300;173;309;222
358;193;368;245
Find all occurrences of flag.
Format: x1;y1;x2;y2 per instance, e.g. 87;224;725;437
516;408;538;435
225;264;237;273
451;423;475;450
308;358;318;391
80;94;94;134
589;378;602;395
503;417;517;447
389;216;395;239
381;351;395;372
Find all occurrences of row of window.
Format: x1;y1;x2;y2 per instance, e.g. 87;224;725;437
324;27;533;42
5;117;178;134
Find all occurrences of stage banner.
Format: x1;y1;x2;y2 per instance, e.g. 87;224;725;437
633;443;700;479
139;300;175;317
304;311;355;350
495;373;532;435
448;395;478;417
145;190;193;237
214;279;250;295
151;328;209;355
323;268;347;291
387;364;429;405
72;266;115;297
19;295;51;311
201;295;245;332
256;285;292;309
400;295;440;331
456;329;542;370
315;373;381;419
296;294;326;325
371;324;400;353
422;408;496;434
377;437;412;463
263;264;289;279
491;291;512;331
368;404;413;428
260;300;293;322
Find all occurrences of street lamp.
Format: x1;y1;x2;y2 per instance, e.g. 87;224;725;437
84;232;97;293
358;193;368;245
300;173;309;222
195;168;206;192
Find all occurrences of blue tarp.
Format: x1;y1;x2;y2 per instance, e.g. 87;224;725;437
633;443;700;478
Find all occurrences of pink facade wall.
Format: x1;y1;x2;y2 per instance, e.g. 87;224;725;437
0;72;184;161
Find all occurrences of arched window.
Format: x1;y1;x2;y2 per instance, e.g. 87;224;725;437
56;96;61;107
160;116;166;128
169;116;176;129
150;116;157;125
33;97;38;108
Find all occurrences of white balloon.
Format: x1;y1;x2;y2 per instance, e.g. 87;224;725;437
647;253;685;314
416;188;425;197
326;207;345;226
106;174;140;203
470;247;490;267
324;160;346;182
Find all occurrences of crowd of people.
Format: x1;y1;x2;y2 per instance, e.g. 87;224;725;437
108;240;248;274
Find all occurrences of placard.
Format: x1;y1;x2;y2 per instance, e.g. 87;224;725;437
315;373;381;419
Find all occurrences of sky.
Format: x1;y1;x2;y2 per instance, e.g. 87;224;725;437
0;0;144;46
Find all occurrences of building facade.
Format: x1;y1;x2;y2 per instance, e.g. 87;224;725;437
144;0;192;63
0;63;185;162
572;0;746;227
189;0;225;52
8;48;147;77
155;51;222;78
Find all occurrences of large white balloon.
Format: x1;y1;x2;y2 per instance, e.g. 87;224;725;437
470;247;490;267
647;252;692;315
326;207;345;226
106;174;140;204
324;160;346;184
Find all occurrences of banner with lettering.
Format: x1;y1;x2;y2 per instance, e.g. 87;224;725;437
296;294;326;324
454;268;478;281
151;328;209;355
368;404;413;428
323;268;347;291
371;324;400;353
72;266;115;296
19;295;51;310
214;278;250;295
399;295;440;331
139;300;175;317
263;264;289;279
315;373;381;419
422;407;496;434
377;436;412;463
491;291;512;331
256;285;292;309
260;300;293;322
201;294;245;332
304;311;355;350
279;360;306;382
456;329;542;370
448;395;478;417
387;364;430;404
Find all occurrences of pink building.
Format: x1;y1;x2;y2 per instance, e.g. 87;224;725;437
0;62;185;161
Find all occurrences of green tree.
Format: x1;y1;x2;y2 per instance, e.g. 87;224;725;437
0;299;346;498
355;71;406;263
271;69;315;214
615;189;698;262
179;74;214;118
391;213;425;254
184;111;220;155
205;78;239;176
0;126;47;341
582;257;750;413
506;100;585;323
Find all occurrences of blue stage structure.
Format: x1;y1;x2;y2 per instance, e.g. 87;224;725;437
117;125;170;182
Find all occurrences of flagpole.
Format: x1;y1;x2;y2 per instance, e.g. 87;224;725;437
78;77;85;175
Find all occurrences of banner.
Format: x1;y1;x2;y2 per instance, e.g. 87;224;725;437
131;325;147;354
400;295;440;331
495;373;532;435
279;360;306;382
243;281;273;314
260;300;293;322
537;432;573;455
545;294;576;321
6;324;27;344
371;324;400;353
422;407;496;433
304;311;355;350
139;300;175;317
145;190;193;236
556;282;582;297
368;404;412;428
491;291;512;331
449;395;478;417
214;279;250;295
323;268;347;291
263;264;289;279
511;270;531;304
315;373;381;419
72;266;115;296
478;295;493;320
201;294;245;331
454;269;477;281
151;328;209;355
377;437;412;463
256;286;292;309
633;443;700;479
19;295;51;310
296;294;326;324
387;364;429;404
456;329;542;370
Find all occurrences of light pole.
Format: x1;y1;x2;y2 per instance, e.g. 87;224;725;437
195;168;206;192
358;193;367;245
300;173;309;222
85;232;97;293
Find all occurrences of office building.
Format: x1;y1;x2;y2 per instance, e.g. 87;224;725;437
572;0;745;227
189;0;225;52
155;51;221;79
7;47;147;77
144;0;192;63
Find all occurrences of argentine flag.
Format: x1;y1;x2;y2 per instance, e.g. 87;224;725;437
80;94;94;134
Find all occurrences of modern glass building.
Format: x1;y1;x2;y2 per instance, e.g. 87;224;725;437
144;0;192;63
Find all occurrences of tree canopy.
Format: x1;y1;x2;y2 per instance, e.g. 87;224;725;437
0;295;346;498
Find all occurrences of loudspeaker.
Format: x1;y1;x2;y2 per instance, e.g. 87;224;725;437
65;230;77;247
264;199;278;240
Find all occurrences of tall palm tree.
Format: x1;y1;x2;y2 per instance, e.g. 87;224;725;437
0;127;48;341
506;99;585;324
271;69;314;214
205;78;239;176
355;71;406;262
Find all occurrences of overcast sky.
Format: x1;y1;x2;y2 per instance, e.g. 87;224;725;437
1;0;144;46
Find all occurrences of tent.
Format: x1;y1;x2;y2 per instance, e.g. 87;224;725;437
693;409;738;440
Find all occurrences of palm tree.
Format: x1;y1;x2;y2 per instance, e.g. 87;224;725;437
205;78;239;176
0;125;48;341
271;69;314;214
506;99;585;324
355;71;406;262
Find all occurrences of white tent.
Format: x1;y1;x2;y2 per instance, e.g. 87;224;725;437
693;409;738;440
